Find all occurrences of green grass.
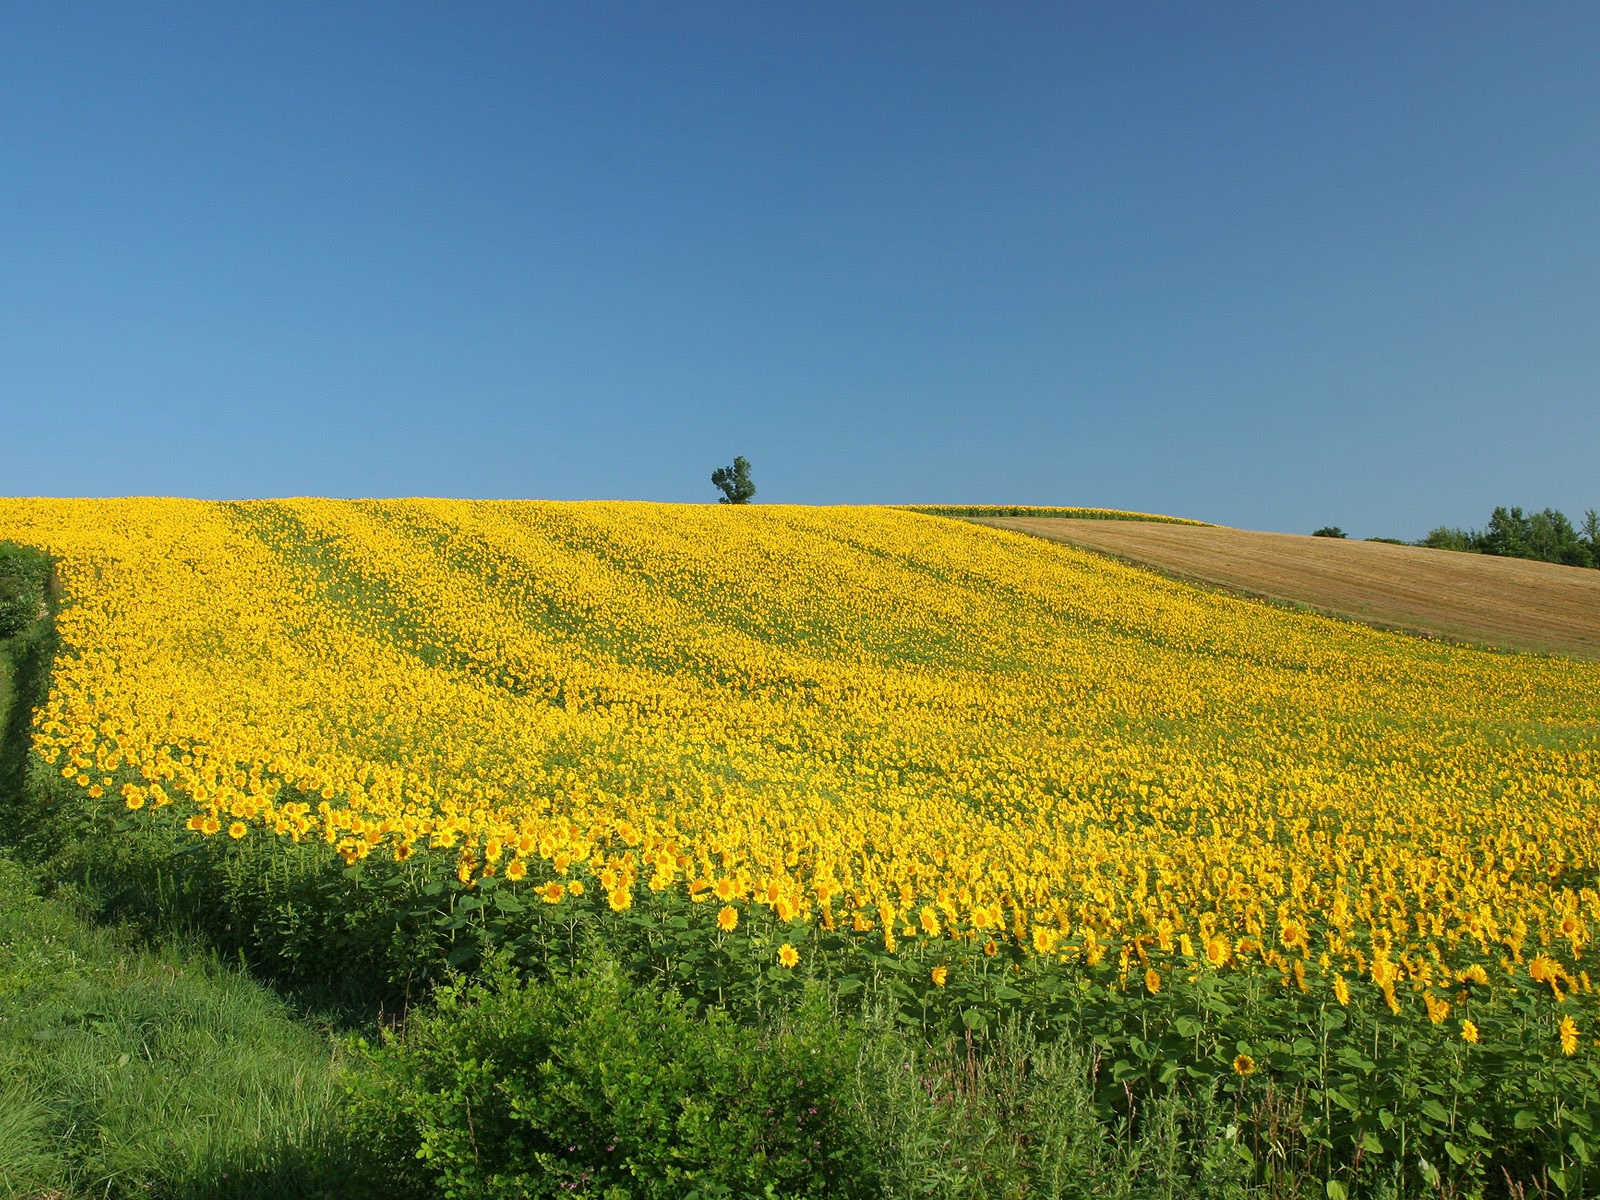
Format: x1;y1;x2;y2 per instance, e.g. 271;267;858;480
0;547;352;1199
0;856;350;1199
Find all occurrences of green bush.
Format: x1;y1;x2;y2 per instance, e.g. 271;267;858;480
343;955;875;1200
0;542;48;639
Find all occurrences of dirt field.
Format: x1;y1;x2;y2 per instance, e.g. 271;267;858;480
973;518;1600;661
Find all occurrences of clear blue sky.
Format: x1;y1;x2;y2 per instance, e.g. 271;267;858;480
3;4;1596;538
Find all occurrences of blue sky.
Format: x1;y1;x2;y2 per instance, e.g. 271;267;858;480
3;4;1596;537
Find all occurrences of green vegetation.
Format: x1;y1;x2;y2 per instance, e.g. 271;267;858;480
711;455;757;504
0;545;350;1199
1421;505;1599;568
0;857;346;1200
1311;527;1346;539
0;540;49;638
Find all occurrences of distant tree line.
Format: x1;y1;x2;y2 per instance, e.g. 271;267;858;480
1418;505;1600;569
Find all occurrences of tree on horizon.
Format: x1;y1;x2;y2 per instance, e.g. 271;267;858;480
711;456;756;505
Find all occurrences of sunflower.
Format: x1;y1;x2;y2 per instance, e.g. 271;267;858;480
1233;1054;1256;1076
1423;990;1450;1025
931;966;948;987
1460;1019;1479;1044
1560;1015;1579;1057
1144;968;1162;995
227;821;248;840
1205;935;1231;968
777;943;799;969
717;905;739;932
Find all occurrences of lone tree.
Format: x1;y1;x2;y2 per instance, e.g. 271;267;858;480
711;456;756;505
1312;527;1347;538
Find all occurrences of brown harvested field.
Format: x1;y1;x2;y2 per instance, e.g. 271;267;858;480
972;517;1600;660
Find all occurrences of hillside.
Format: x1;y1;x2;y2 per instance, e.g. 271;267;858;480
5;498;1600;1191
974;516;1600;660
1;497;1595;975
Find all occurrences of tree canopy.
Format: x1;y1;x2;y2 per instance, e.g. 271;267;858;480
711;456;756;505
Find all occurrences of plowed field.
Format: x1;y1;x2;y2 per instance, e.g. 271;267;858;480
975;517;1600;660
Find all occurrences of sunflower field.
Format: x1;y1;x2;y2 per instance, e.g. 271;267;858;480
3;497;1598;1194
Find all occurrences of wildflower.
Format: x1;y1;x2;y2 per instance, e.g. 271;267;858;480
778;943;799;969
1460;1019;1479;1044
1233;1054;1256;1076
931;966;948;987
717;905;739;932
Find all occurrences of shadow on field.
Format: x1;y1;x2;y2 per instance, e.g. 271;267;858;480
0;569;58;851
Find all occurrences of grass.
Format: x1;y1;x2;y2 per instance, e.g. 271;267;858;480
0;855;350;1199
0;551;350;1200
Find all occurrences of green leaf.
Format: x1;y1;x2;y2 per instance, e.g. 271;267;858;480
1421;1099;1450;1123
1549;1166;1570;1195
1570;1132;1592;1165
1360;1132;1384;1156
1175;1016;1202;1038
961;1008;988;1031
1514;1110;1539;1131
1468;1120;1490;1139
1445;1141;1468;1165
1326;1182;1348;1200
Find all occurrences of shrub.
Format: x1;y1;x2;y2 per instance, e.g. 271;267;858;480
1311;527;1346;539
343;955;875;1200
0;542;48;639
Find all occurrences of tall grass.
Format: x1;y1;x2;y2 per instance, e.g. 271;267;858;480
0;855;350;1199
